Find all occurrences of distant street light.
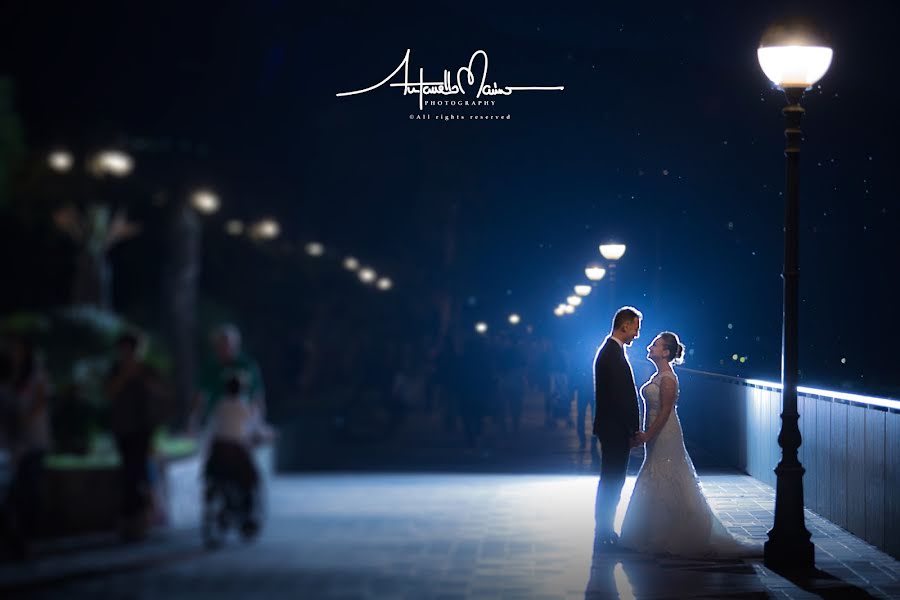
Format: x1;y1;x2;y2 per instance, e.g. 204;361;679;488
599;243;627;261
190;189;220;215
343;256;360;271
566;295;582;307
475;321;488;334
554;306;565;317
358;267;377;284
225;220;244;236
585;265;607;282
599;242;626;311
250;218;280;240
89;150;134;177
48;150;74;173
376;277;393;291
757;18;832;573
305;241;325;257
508;313;521;325
562;304;575;314
574;285;592;297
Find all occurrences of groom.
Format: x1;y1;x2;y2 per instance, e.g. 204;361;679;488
593;306;642;545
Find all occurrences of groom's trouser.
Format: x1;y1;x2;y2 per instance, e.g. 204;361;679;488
594;431;631;534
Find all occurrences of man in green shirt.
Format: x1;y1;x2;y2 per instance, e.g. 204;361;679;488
191;325;265;430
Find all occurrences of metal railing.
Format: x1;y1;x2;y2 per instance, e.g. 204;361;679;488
676;368;899;560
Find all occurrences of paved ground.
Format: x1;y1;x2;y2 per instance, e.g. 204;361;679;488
2;392;899;599
2;473;899;599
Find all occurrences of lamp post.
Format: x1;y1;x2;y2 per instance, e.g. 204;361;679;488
757;20;832;572
599;242;626;313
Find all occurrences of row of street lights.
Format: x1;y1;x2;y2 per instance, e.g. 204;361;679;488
471;241;627;335
49;149;134;178
339;251;393;291
47;149;392;291
554;242;626;317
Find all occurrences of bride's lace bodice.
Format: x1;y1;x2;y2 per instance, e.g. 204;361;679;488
640;371;679;425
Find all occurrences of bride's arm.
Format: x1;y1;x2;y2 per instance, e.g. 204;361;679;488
640;377;677;443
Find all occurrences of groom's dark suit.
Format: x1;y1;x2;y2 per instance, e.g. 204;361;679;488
593;336;639;537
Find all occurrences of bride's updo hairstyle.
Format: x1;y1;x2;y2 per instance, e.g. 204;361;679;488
659;331;685;365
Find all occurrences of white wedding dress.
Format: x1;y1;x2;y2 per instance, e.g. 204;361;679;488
619;371;762;557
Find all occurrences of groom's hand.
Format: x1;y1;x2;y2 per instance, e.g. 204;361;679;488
631;431;648;446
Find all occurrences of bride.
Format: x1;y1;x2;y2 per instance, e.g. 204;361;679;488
618;331;761;557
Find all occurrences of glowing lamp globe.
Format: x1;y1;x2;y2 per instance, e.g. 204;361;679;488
566;295;582;307
225;220;244;236
48;150;74;172
91;150;134;177
343;256;360;271
191;189;220;214
251;218;280;240
376;277;393;291
508;313;521;325
585;265;606;281
574;285;592;297
305;242;325;257
358;268;377;284
599;243;626;261
758;22;832;89
475;321;488;334
563;304;575;314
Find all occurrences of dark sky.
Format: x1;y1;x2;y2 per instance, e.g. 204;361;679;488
2;0;898;396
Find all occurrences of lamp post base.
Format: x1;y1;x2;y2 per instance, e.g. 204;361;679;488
764;535;815;572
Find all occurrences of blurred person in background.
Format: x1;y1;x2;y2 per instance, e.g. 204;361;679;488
106;330;168;541
193;324;266;432
546;341;572;428
204;373;273;539
1;337;51;560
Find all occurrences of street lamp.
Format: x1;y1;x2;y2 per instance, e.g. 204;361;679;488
343;256;360;271
89;150;134;177
475;321;488;334
48;150;74;173
566;295;582;307
225;220;244;236
190;189;220;215
574;284;592;297
305;241;325;257
358;267;377;284
376;277;393;291
250;218;280;240
585;264;606;282
599;242;626;312
508;313;521;325
553;306;565;317
757;19;832;572
599;243;626;261
562;304;575;315
599;242;626;281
